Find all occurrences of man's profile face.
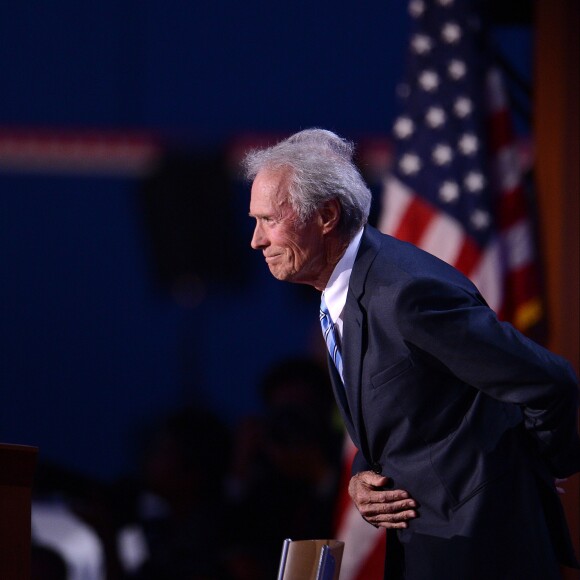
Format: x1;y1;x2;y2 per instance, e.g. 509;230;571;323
249;168;326;287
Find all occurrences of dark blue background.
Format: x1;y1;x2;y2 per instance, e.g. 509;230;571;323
0;2;531;480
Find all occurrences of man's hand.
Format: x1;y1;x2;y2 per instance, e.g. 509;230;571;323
348;471;417;529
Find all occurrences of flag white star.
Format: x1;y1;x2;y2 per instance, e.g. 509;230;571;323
418;70;439;92
399;153;422;175
393;116;415;139
464;171;486;192
411;34;434;55
453;96;473;118
447;59;467;80
409;0;425;18
441;22;462;44
439;181;460;203
458;133;479;155
471;209;491;230
432;144;453;166
425;106;446;128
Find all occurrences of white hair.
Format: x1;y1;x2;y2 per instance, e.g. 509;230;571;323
243;128;372;239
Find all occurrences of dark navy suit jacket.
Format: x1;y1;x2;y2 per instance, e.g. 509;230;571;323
327;226;580;570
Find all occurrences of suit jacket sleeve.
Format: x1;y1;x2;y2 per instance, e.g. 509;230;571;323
395;277;580;478
351;449;371;476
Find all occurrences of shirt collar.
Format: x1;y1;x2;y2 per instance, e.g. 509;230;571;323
322;228;364;323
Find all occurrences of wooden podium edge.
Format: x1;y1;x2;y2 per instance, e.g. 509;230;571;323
0;443;39;487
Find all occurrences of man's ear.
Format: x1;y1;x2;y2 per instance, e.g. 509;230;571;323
319;198;341;234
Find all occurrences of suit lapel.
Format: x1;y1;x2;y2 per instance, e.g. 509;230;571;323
325;351;359;447
341;226;382;460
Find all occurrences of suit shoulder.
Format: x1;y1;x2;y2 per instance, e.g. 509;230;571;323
362;228;477;294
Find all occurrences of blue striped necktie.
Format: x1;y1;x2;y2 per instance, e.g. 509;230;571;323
320;295;344;380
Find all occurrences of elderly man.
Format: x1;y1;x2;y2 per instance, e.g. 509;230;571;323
245;128;579;579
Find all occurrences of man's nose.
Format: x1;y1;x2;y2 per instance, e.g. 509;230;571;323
250;223;266;250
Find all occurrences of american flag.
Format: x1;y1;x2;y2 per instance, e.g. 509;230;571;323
335;1;543;578
379;0;543;331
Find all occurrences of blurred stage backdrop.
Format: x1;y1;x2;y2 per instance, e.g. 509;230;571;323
0;1;534;481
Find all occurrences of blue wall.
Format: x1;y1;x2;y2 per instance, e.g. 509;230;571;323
0;1;408;137
0;173;321;479
0;1;531;480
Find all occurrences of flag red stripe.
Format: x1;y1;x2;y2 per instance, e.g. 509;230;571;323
496;186;529;229
487;109;513;151
453;237;482;277
354;533;386;580
394;196;435;244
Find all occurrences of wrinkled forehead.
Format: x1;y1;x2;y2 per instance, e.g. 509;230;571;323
251;167;293;208
257;165;292;192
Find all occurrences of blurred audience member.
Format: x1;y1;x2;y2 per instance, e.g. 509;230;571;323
30;366;344;580
225;357;343;579
125;405;232;580
32;496;105;580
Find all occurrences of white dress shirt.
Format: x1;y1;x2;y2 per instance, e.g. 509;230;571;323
322;228;364;340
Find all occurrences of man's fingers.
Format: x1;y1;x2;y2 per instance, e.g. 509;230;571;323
355;489;416;511
364;508;417;529
348;472;418;530
375;489;413;503
359;499;417;518
357;496;418;530
378;497;417;514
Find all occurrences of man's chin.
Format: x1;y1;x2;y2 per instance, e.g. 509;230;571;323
268;265;294;282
